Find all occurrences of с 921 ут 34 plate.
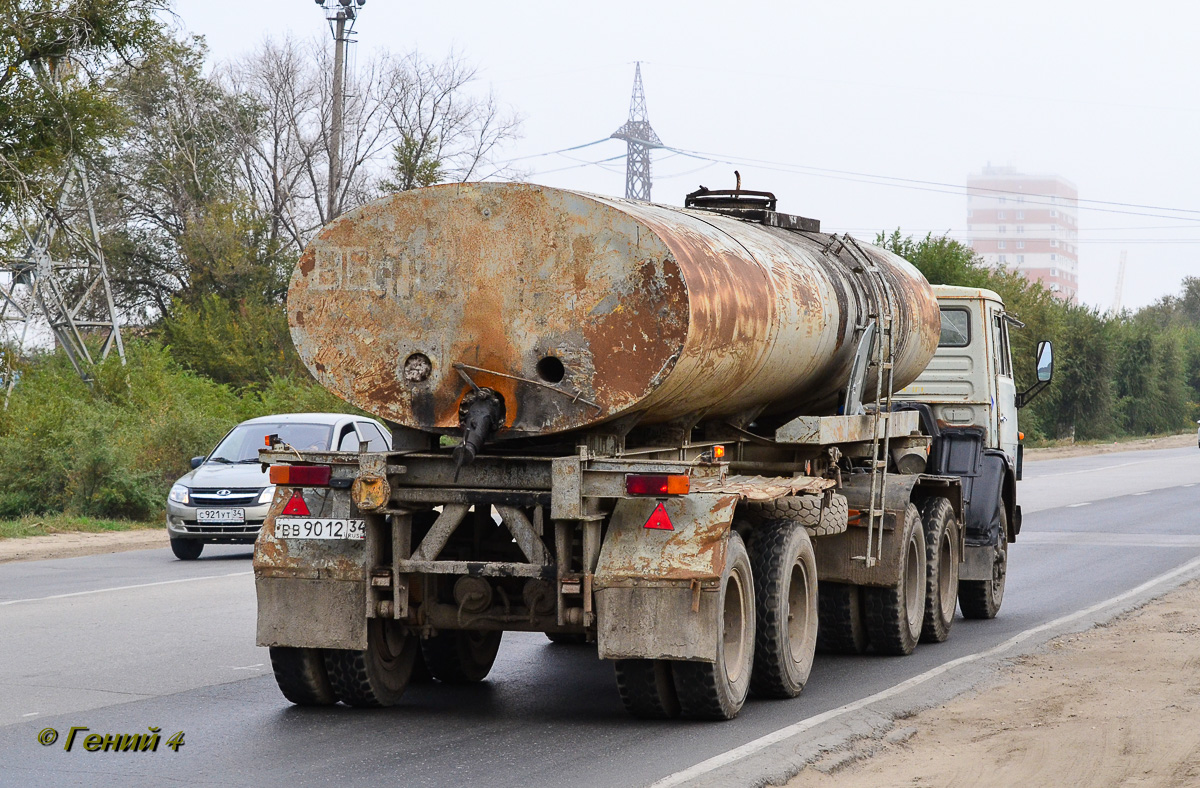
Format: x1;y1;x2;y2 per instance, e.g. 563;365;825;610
274;517;365;540
196;508;245;523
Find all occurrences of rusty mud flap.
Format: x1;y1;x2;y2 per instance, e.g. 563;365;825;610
593;493;737;662
253;487;368;650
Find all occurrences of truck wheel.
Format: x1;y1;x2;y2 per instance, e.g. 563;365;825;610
420;630;502;683
920;497;960;643
672;531;755;720
747;520;818;699
959;507;1009;619
170;538;203;560
862;504;926;656
744;494;849;537
817;582;869;655
323;618;417;707
615;659;680;719
269;647;337;706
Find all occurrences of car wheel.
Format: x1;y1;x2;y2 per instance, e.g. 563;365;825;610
170;538;203;561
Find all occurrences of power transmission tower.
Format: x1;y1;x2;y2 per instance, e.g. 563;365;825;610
314;0;367;222
1110;250;1127;315
610;62;664;202
0;159;126;404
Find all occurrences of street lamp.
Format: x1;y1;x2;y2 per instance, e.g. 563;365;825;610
312;0;366;221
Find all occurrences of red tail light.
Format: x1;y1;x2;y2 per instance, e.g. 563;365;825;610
625;474;690;496
269;465;332;486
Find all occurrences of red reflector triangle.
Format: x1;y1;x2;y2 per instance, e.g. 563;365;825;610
280;490;310;516
643;502;673;531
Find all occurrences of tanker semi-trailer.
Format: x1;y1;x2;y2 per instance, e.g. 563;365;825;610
253;182;1053;720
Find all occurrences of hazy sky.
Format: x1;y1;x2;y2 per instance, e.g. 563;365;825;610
171;0;1199;311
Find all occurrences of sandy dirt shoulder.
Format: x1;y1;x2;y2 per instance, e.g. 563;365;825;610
0;528;167;564
1024;431;1195;461
787;578;1200;788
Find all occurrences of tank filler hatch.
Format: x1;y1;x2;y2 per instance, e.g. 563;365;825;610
684;186;821;232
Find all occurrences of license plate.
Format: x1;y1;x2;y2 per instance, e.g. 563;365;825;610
196;508;245;523
274;517;365;540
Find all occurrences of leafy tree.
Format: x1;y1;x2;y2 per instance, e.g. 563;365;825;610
380;133;443;192
0;0;165;209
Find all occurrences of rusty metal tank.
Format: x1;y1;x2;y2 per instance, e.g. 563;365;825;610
288;183;941;439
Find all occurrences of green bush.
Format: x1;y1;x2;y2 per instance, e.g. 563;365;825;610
0;340;356;521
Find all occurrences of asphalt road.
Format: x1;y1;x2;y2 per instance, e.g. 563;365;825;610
1;446;1197;787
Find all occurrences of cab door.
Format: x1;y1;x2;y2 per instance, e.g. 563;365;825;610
992;307;1018;456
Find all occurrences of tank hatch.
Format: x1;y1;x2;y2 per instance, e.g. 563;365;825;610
684;186;820;233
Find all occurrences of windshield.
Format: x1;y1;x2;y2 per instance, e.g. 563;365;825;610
209;422;335;463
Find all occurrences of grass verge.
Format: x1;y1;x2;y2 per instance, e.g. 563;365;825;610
0;514;163;540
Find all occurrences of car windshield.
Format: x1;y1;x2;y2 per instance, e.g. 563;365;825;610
208;422;335;463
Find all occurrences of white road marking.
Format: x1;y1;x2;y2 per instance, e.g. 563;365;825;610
1028;458;1157;479
1018;532;1200;547
0;572;252;607
21;712;38;717
229;664;265;670
648;554;1200;788
1066;502;1091;507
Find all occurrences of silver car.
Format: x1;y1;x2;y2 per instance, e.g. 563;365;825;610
166;413;390;560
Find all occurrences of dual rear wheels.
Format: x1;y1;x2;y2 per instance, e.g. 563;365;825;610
617;521;820;720
270;620;503;707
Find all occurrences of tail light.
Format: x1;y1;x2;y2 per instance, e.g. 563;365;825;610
625;474;690;496
269;465;332;486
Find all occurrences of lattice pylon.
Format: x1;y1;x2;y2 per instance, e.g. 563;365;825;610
610;62;664;202
1;159;126;404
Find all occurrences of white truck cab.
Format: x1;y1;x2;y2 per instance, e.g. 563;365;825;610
898;285;1019;459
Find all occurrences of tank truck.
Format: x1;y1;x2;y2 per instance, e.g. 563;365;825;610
253;183;1054;719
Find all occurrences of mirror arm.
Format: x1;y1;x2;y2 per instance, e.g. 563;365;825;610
1016;379;1050;409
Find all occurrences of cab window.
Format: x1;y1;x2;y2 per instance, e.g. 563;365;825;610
938;308;971;347
356;422;390;451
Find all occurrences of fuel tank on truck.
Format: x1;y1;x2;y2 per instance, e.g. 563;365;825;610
288;183;940;439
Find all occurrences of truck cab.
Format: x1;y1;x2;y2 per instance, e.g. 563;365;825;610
898;285;1018;458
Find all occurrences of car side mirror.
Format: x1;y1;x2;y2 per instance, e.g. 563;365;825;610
1017;340;1053;408
190;456;205;469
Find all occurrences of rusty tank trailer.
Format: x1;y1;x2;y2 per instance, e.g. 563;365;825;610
287;182;941;440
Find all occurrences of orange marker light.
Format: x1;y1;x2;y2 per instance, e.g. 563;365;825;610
713;445;726;459
625;474;690;496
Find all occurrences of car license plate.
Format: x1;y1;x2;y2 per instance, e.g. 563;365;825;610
274;517;365;540
196;508;245;524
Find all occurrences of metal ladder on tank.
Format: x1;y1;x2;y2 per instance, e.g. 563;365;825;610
842;236;898;568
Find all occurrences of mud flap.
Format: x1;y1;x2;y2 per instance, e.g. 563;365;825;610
593;493;737;662
256;576;367;650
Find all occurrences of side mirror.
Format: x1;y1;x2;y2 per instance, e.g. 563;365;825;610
1017;340;1053;409
1035;340;1053;382
190;456;205;469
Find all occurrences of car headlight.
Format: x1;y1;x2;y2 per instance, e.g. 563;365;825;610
169;484;190;505
256;486;277;505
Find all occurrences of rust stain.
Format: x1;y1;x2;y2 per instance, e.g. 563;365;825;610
287;183;940;438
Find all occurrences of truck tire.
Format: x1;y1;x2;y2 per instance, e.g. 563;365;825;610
615;659;680;719
743;494;849;537
545;632;588;645
816;582;868;655
671;531;755;720
170;538;203;560
323;618;418;707
269;647;337;706
862;504;926;656
919;497;959;643
420;630;502;683
959;507;1009;620
747;520;818;699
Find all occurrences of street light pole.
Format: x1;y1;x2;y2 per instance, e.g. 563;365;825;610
328;10;346;222
314;0;365;222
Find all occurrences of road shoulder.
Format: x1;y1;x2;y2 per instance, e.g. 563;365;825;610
786;578;1200;788
0;529;167;564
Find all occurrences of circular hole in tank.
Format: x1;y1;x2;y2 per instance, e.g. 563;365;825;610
403;353;432;383
536;356;565;384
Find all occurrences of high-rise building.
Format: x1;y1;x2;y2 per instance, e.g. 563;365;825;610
966;166;1079;302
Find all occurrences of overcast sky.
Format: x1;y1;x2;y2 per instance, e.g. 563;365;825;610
171;0;1199;311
